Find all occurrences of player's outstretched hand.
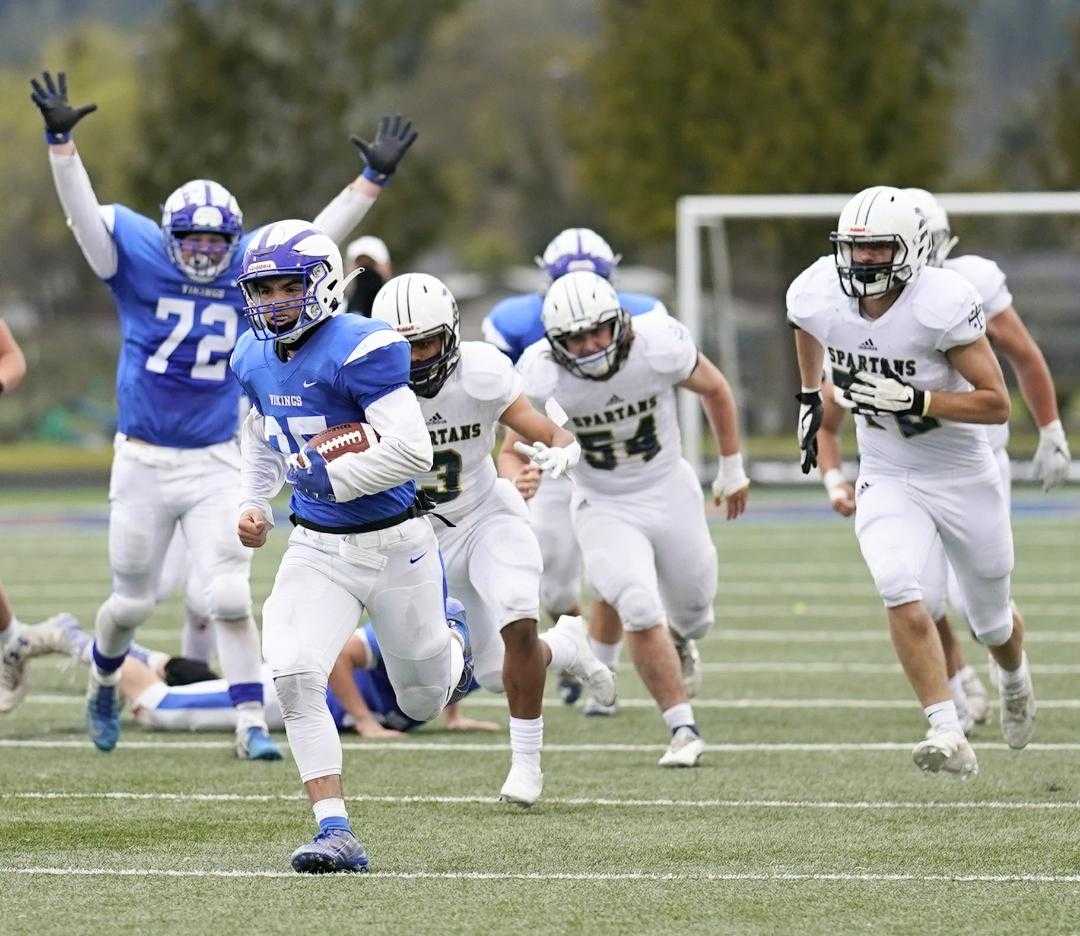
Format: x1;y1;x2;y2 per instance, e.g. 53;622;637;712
796;389;823;474
442;704;501;733
712;453;750;520
1033;420;1070;492
30;71;97;141
354;717;405;740
513;439;580;479
350;114;418;185
238;509;270;548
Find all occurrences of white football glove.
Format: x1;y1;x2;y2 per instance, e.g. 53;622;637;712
712;452;750;502
1033;419;1071;492
843;370;930;417
513;439;581;479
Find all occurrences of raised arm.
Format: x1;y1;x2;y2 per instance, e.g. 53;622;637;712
30;71;117;279
0;320;28;395
312;115;418;243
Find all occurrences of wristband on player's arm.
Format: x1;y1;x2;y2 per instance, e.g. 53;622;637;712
822;468;847;498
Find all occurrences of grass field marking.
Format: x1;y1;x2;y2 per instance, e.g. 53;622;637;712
705;629;1080;642
8;791;1080;811
5;738;1080;753
4;867;1080;884
19;693;1080;711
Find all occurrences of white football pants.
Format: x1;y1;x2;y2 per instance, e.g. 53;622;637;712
572;458;718;638
438;479;542;691
261;517;460;782
529;473;582;616
854;462;1014;646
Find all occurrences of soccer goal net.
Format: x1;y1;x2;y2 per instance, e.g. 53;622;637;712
675;192;1080;481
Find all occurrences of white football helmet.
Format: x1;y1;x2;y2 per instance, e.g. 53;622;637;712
830;186;931;298
536;228;621;280
904;187;958;267
542;270;631;380
160;179;244;283
370;273;460;397
237;219;359;343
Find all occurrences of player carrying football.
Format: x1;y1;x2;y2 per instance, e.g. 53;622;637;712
504;271;750;767
371;272;615;806
789;185;1037;779
231;221;472;873
30;69;416;760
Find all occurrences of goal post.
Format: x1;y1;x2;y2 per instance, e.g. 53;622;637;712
675;192;1080;480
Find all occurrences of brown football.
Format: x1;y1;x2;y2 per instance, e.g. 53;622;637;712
308;422;379;461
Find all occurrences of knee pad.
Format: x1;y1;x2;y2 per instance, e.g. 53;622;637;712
872;559;922;609
273;671;326;721
395;685;445;723
541;577;580;618
102;592;156;630
669;606;713;642
209;573;251;621
472;636;505;694
975;621;1013;647
615;584;664;632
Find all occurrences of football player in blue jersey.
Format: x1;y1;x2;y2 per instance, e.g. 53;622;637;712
31;70;417;761
487;229;683;712
231;221;473;874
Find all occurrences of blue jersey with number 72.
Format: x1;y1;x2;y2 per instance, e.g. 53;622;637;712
105;205;258;447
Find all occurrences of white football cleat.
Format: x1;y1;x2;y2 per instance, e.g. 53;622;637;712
669;629;702;698
550;616;616;708
912;729;978;780
0;624;31;714
582;694;618;717
658;725;704;768
998;655;1036;750
961;666;990;726
499;763;543;807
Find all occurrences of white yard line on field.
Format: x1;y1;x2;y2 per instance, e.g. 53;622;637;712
6;791;1080;811
703;629;1080;642
19;693;1080;711
2;866;1079;884
4;738;1080;753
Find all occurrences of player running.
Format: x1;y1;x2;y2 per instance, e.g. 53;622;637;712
231;221;472;873
790;185;1037;779
504;271;750;768
31;69;417;761
371;272;615;806
485;228;667;712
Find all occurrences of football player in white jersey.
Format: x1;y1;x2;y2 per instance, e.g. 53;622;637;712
789;186;1037;779
371;273;615;806
503;271;749;768
817;188;1071;732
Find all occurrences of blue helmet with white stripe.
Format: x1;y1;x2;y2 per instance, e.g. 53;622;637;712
160;179;244;283
237;220;358;343
536;227;621;281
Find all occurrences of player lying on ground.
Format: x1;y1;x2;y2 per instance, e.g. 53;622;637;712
232;222;473;873
790;185;1037;780
31;69;417;761
502;271;750;768
371;272;615;806
11;617;496;737
484;228;667;712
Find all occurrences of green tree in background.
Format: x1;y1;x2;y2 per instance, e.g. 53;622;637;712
1041;17;1080;188
576;0;965;247
130;0;460;262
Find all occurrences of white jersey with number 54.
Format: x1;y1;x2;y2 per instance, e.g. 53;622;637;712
517;315;698;497
787;256;996;477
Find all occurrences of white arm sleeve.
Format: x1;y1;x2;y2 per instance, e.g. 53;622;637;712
311;184;378;244
325;386;433;502
240;409;286;524
48;149;118;280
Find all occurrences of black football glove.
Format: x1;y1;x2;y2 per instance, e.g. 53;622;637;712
30;71;97;143
350;114;418;185
796;389;823;475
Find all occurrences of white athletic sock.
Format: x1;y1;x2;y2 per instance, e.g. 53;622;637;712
589;637;621;671
662;702;695;733
539;627;577;672
924;699;962;735
508;715;543;771
998;653;1029;692
312;796;349;832
235;701;267;733
0;618;21;647
948;673;970;725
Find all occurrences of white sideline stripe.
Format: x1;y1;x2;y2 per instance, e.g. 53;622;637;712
3;867;1080;884
8;791;1080;811
21;693;1080;711
705;629;1080;643
4;738;1080;753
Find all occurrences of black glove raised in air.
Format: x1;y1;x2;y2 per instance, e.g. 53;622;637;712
350;114;418;185
30;71;97;143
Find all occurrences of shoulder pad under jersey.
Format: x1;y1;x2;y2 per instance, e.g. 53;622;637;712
458;341;520;402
